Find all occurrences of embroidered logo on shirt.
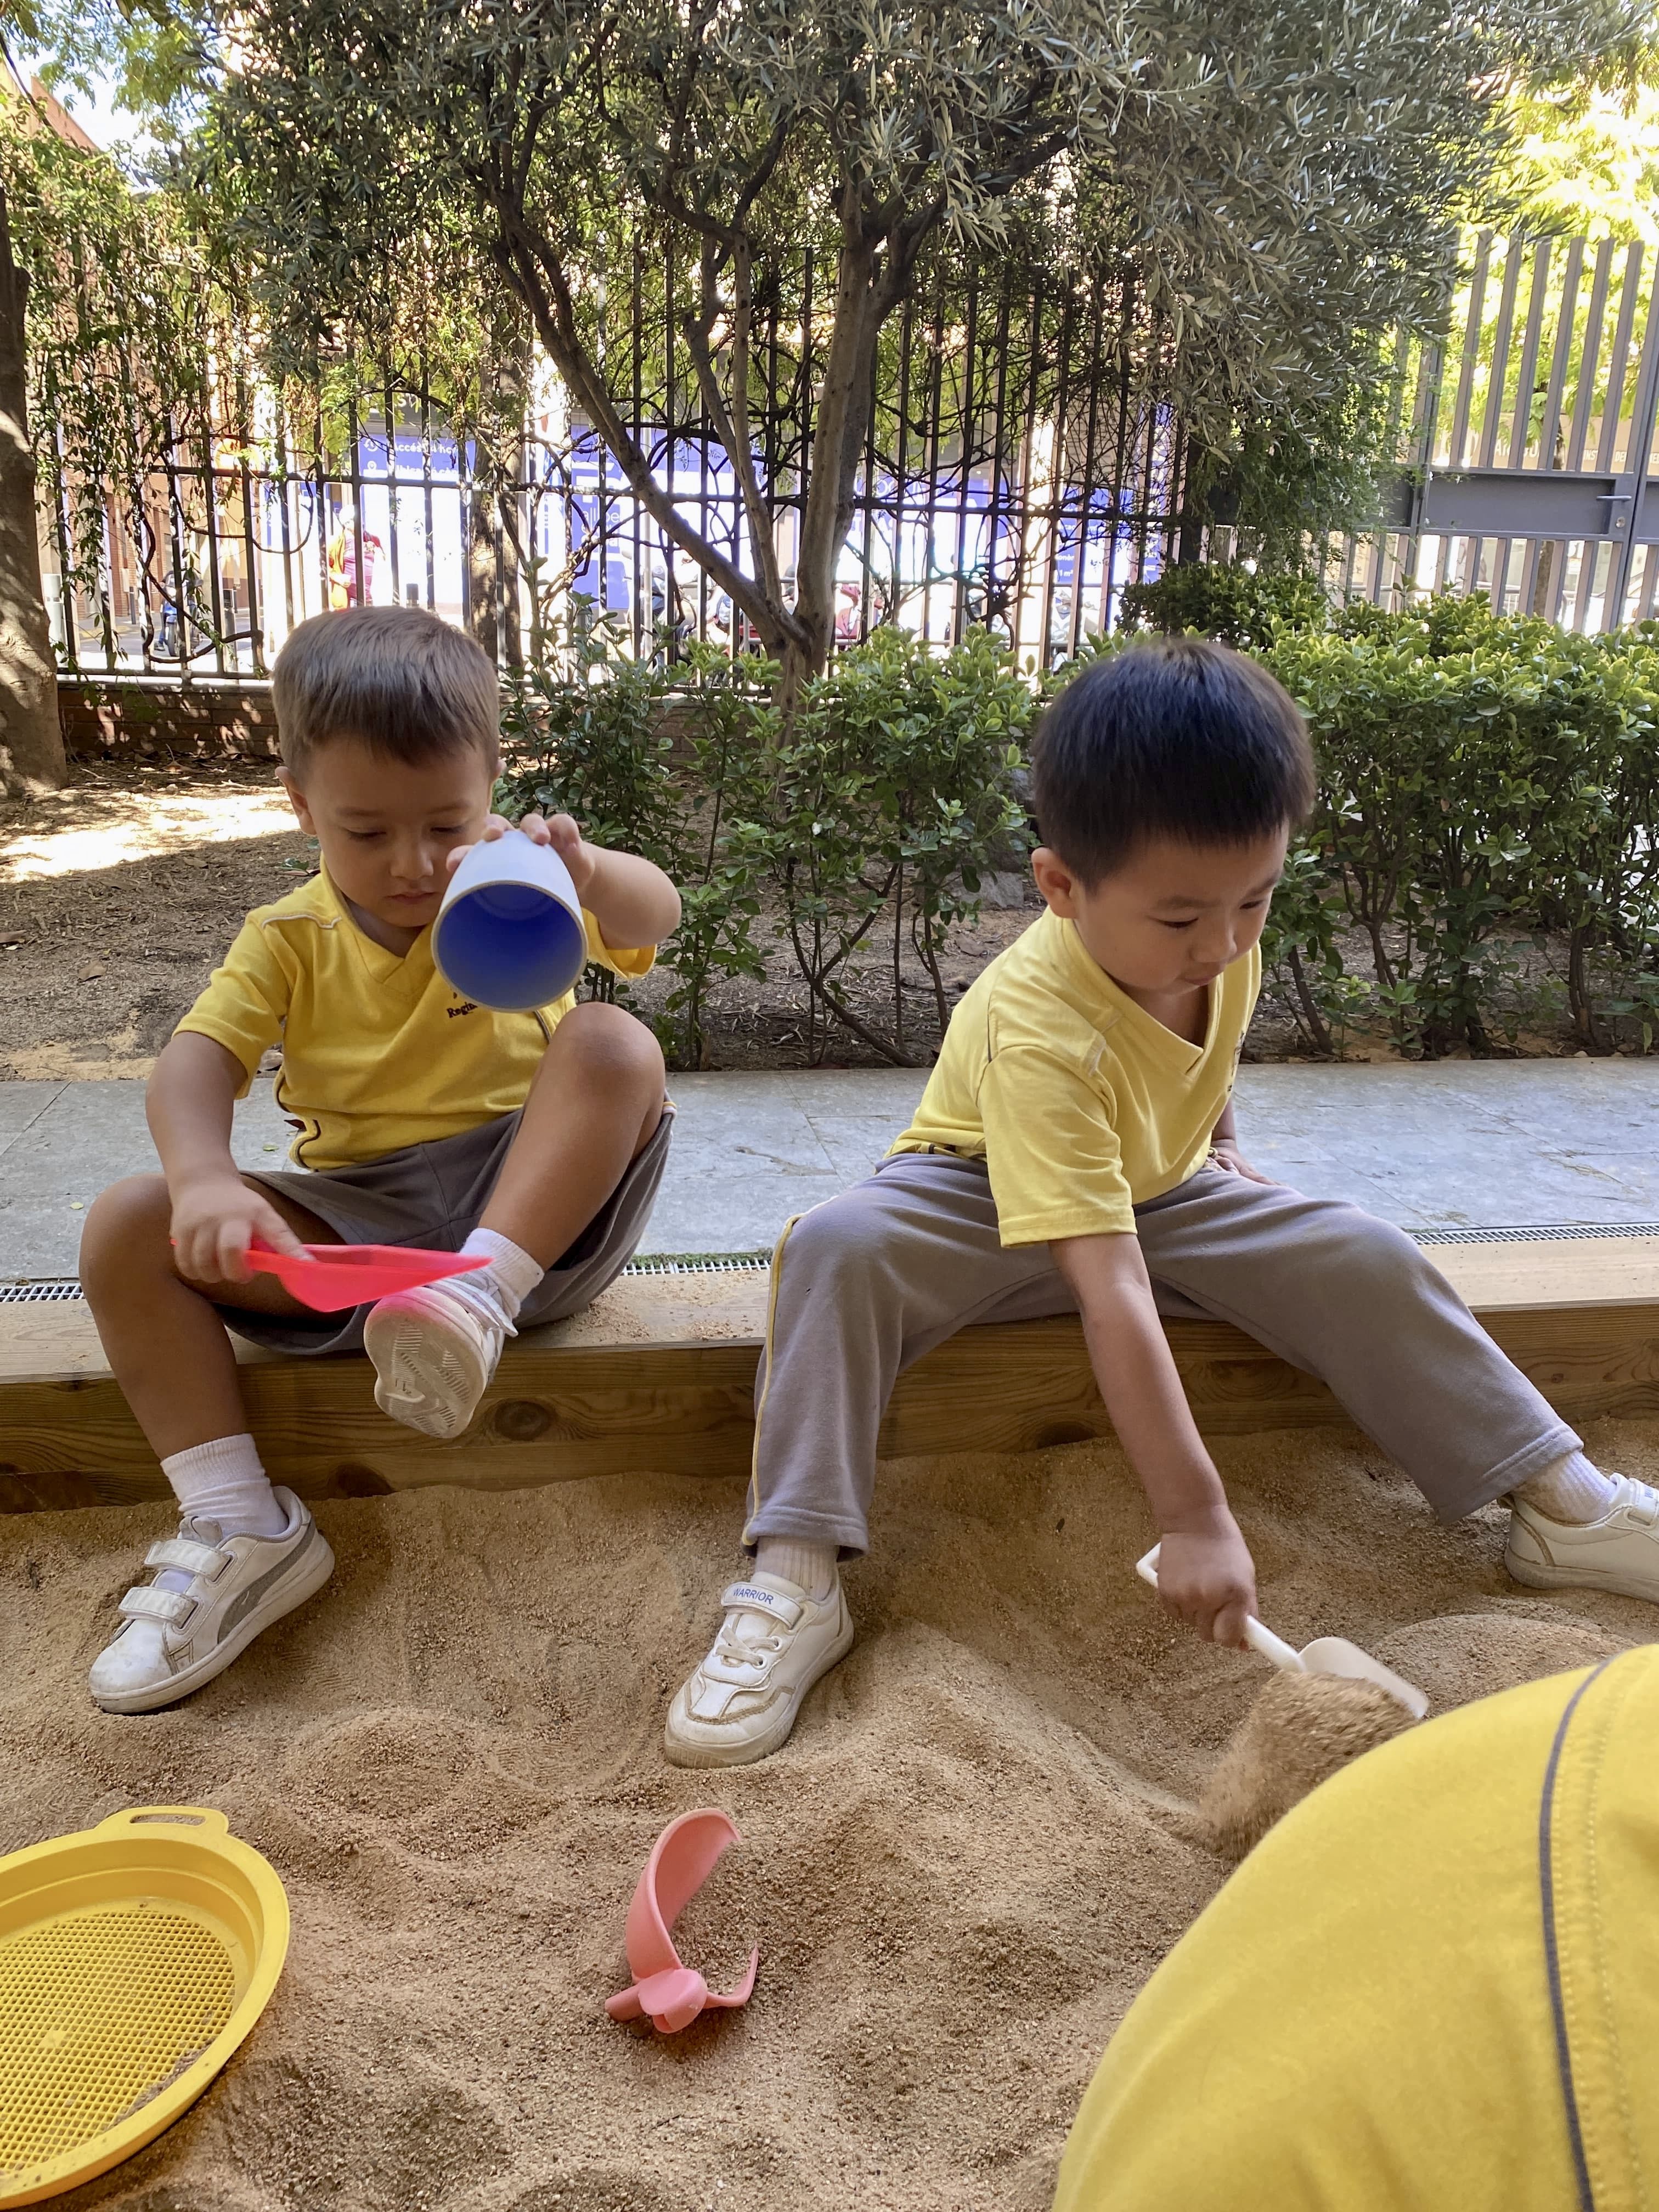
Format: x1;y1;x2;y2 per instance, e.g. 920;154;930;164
446;1001;478;1019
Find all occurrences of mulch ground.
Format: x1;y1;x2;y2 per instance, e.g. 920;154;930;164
0;761;1616;1080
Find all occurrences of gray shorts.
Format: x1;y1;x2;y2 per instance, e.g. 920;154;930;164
224;1102;673;1356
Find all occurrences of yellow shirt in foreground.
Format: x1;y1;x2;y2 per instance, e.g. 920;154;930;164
890;908;1258;1244
1054;1650;1659;2210
176;867;654;1170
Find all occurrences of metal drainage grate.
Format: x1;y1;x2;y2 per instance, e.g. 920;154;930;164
0;1253;774;1305
623;1252;771;1276
1410;1223;1659;1244
3;1227;1655;1308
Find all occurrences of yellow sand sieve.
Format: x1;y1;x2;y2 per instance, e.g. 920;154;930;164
0;1807;289;2206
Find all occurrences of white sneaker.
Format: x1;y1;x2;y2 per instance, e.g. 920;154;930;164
1508;1475;1659;1604
364;1284;507;1438
89;1491;334;1715
664;1572;855;1768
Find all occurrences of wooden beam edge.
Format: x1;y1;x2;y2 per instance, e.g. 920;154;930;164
5;1300;1659;1516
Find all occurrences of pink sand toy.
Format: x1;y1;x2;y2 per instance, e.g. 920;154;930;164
605;1809;759;2035
241;1238;489;1313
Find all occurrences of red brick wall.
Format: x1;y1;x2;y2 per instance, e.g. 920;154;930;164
58;678;279;764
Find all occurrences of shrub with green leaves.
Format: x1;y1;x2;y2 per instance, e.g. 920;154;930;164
498;620;1033;1067
503;590;1659;1068
1118;562;1330;650
1262;600;1659;1058
761;628;1034;1062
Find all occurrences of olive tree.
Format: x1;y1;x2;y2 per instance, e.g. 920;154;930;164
177;0;1659;690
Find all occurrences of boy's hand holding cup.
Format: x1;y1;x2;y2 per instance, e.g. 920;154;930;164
435;811;593;1014
447;810;599;901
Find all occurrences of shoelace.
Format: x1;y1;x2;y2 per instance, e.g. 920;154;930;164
712;1620;785;1675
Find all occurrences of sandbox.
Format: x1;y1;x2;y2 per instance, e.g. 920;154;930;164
1;1414;1650;2211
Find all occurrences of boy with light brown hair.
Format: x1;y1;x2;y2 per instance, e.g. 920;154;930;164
80;605;681;1714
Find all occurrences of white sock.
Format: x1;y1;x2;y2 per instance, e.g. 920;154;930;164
1516;1451;1620;1526
153;1436;288;1594
754;1537;839;1602
447;1226;545;1331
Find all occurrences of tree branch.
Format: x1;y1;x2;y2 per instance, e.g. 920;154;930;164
480;187;805;651
678;232;785;609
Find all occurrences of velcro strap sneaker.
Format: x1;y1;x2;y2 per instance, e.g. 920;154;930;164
718;1581;803;1629
89;1488;335;1716
117;1585;196;1626
1508;1474;1659;1604
144;1536;228;1578
664;1568;854;1769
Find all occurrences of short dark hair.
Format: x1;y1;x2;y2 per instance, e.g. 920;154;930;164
1030;637;1316;883
273;606;500;772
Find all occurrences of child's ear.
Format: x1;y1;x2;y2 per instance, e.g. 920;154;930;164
1031;845;1079;918
278;769;316;836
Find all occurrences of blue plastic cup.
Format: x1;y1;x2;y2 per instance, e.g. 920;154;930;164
433;828;588;1011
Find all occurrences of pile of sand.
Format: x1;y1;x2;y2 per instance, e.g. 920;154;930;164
2;1418;1650;2211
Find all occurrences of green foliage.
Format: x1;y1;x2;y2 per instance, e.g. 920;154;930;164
198;0;1652;685
0;93;233;651
1256;599;1659;1058
498;623;1032;1068
15;0;214;163
1119;562;1330;650
498;610;769;1063
760;628;1034;1061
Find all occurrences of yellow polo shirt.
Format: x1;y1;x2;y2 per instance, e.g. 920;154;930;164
890;908;1257;1244
176;867;654;1171
1054;1649;1659;2211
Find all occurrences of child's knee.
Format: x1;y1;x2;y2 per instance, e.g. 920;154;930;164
1320;1206;1431;1302
553;1001;664;1093
780;1191;894;1287
80;1174;172;1288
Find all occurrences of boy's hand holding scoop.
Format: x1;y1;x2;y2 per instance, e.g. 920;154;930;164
1150;1518;1259;1650
1137;1543;1427;1858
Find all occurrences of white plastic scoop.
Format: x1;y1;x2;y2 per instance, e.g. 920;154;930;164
1136;1544;1429;1719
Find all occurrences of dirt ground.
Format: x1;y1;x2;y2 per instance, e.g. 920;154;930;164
0;763;1049;1080
0;761;1624;1079
0;766;309;1082
3;1418;1649;2211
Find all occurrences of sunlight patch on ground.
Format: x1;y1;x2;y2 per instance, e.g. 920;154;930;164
0;788;297;883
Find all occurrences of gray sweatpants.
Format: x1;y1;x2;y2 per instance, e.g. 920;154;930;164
743;1152;1578;1553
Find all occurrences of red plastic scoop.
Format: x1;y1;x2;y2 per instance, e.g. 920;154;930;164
606;1809;759;2035
242;1239;489;1313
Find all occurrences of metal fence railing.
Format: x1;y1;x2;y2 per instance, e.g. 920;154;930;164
1226;230;1659;633
46;225;1659;680
43;252;1191;679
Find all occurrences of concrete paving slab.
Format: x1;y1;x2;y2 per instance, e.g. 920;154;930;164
3;1058;1657;1283
1234;1063;1659;1227
647;1069;926;1252
0;1081;63;1158
0;1077;295;1280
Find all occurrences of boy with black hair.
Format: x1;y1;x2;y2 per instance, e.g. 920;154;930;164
665;637;1659;1769
80;605;681;1714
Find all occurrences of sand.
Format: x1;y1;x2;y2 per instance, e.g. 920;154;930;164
1197;1672;1417;1860
3;1417;1652;2211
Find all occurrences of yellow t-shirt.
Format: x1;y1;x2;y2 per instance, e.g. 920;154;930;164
176;867;655;1170
1054;1650;1659;2211
889;907;1258;1244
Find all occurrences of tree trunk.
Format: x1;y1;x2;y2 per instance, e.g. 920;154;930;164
0;183;65;797
466;483;501;662
792;227;882;685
